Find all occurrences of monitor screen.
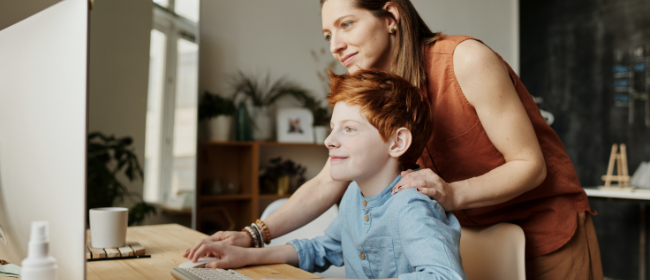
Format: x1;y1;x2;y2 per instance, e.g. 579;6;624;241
0;0;88;279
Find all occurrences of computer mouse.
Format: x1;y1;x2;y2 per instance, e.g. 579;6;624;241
178;257;221;268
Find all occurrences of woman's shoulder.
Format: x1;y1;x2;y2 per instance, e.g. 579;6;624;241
426;34;482;55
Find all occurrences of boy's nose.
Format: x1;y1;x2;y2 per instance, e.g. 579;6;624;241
324;132;339;149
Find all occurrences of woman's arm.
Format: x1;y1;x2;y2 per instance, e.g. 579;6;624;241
264;158;349;238
392;40;546;211
184;159;349;256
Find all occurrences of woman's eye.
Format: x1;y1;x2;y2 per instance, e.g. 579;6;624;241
324;34;331;42
345;127;354;132
342;22;352;29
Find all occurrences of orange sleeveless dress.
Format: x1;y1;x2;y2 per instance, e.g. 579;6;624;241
418;35;593;259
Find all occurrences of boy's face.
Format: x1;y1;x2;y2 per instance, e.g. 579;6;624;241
325;101;392;182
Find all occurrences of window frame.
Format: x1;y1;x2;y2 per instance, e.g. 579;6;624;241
145;3;199;228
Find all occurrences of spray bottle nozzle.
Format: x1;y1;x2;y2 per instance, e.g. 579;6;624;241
30;222;48;243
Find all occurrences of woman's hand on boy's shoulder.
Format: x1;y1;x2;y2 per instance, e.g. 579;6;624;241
391;168;461;211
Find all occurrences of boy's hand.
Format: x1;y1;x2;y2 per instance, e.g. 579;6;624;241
189;242;251;269
183;231;251;259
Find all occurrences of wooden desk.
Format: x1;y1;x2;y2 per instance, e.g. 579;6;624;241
87;224;320;280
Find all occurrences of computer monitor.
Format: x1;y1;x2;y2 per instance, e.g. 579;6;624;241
0;0;88;279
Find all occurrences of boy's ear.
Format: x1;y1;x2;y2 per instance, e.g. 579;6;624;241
389;128;412;158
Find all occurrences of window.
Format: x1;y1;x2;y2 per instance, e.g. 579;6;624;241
143;1;199;222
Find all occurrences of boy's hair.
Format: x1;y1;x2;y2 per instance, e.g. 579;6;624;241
327;70;432;169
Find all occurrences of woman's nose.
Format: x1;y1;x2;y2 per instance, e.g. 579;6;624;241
329;33;346;56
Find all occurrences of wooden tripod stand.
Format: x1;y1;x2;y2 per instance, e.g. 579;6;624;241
599;143;633;191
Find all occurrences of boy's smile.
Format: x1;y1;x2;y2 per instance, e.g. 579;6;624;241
325;101;400;197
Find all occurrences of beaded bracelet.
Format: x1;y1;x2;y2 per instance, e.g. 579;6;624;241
250;223;264;248
243;226;259;248
255;219;271;245
241;228;255;248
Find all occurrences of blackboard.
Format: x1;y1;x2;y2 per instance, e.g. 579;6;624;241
520;0;650;278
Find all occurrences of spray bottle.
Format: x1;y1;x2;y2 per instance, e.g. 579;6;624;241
21;221;58;280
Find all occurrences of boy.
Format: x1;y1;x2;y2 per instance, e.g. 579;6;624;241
186;70;466;280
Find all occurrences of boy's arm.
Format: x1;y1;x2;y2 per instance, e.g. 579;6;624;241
397;191;467;280
208;245;300;268
190;242;299;269
201;212;346;271
286;212;345;272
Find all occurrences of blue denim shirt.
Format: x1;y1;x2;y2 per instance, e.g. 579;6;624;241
288;174;466;280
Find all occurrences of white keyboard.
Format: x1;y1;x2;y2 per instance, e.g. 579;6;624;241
171;268;255;280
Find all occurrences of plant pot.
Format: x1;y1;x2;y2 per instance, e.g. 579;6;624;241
252;106;272;141
313;126;328;144
236;101;253;141
277;176;290;195
209;115;232;141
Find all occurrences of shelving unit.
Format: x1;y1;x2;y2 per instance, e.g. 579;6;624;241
195;141;328;234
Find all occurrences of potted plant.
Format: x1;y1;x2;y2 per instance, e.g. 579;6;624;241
199;91;236;141
259;157;306;195
87;132;156;226
304;96;330;143
230;71;310;141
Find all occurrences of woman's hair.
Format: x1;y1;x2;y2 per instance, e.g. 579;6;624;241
321;0;440;91
327;70;432;169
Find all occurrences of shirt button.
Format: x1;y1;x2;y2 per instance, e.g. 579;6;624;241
364;215;369;221
360;252;366;259
363;201;367;207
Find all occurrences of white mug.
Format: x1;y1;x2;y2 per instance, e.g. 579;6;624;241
89;207;128;248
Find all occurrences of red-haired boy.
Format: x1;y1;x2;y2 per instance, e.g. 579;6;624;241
185;70;466;280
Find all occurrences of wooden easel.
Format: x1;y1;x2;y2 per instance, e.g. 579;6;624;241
599;143;633;191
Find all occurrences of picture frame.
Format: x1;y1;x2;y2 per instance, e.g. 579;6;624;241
276;108;314;143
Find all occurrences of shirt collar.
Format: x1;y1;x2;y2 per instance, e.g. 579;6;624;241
357;165;420;208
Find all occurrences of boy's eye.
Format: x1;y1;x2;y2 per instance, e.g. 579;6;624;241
345;127;354;132
324;34;331;42
342;22;352;29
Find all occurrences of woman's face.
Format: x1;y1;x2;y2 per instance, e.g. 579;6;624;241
321;0;394;74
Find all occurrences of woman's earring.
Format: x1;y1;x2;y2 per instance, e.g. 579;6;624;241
390;27;396;34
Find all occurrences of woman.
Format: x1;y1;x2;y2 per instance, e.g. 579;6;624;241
186;0;602;278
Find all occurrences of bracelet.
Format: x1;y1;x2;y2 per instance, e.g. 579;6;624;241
250;223;264;248
250;223;264;245
255;219;271;245
243;226;259;248
241;228;255;248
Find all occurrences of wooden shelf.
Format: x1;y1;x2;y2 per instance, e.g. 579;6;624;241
196;140;328;234
200;141;325;148
259;194;292;200
200;194;252;202
159;205;192;215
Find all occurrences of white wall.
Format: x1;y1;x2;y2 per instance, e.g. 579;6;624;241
199;0;519;181
0;0;88;278
88;0;152;208
199;0;519;102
